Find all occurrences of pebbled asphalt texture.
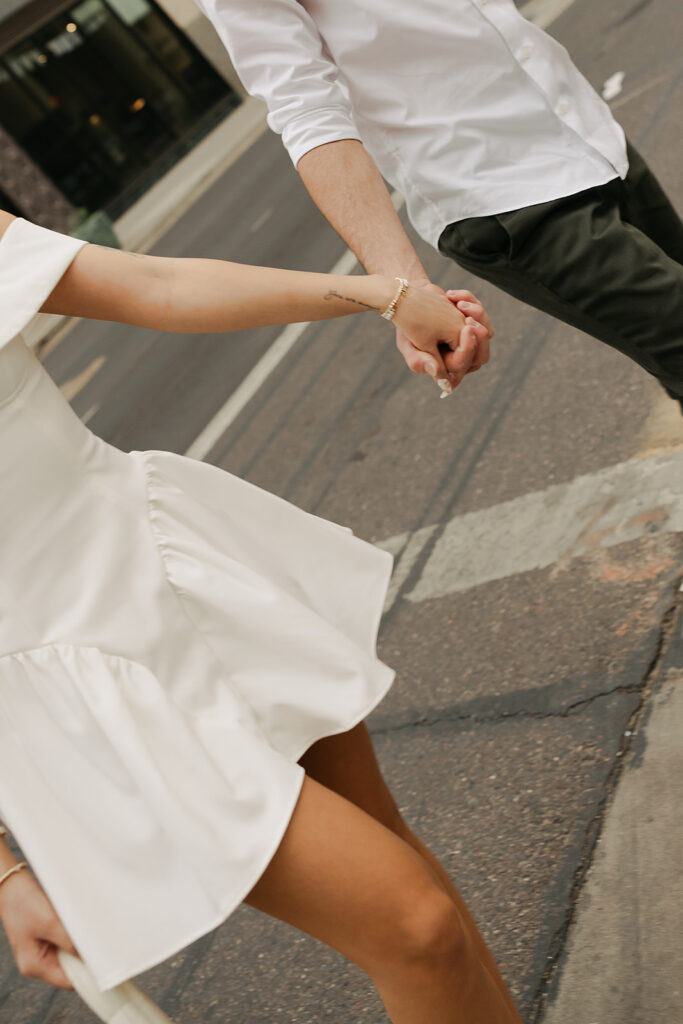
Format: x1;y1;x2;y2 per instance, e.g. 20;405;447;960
2;0;682;1021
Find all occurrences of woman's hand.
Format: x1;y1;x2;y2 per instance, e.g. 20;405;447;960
393;282;493;395
0;869;78;989
447;288;494;373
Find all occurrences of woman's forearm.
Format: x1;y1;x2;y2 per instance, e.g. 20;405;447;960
0;836;16;871
42;243;398;334
39;236;477;381
161;260;397;333
0;835;20;916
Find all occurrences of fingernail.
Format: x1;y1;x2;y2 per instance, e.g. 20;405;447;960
437;378;453;394
440;390;451;399
424;360;437;375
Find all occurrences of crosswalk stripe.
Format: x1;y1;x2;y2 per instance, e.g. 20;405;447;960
378;448;683;608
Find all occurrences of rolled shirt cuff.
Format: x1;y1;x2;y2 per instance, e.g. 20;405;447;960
277;106;363;168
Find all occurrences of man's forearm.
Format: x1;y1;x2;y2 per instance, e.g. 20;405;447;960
298;140;429;284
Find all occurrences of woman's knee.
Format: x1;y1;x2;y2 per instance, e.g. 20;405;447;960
386;885;469;971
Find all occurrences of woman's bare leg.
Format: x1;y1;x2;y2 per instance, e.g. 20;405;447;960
245;774;519;1023
298;722;522;1022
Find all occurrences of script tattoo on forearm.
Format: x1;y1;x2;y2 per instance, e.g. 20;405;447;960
323;288;378;311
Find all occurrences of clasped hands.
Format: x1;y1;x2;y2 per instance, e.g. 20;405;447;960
391;281;493;396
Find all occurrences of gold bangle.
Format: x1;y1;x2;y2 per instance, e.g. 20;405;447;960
0;862;28;889
380;277;409;320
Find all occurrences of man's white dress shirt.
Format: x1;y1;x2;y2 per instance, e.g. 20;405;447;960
199;0;629;247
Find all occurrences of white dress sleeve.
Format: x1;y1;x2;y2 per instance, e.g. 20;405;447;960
0;218;87;350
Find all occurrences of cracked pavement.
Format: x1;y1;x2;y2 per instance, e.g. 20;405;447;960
1;0;682;1021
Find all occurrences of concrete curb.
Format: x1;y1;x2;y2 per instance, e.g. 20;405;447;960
115;97;268;252
541;600;683;1023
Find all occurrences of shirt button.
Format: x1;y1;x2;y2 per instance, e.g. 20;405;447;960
557;101;570;115
519;46;532;61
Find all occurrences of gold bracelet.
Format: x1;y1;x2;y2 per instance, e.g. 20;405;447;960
380;277;409;321
0;862;28;889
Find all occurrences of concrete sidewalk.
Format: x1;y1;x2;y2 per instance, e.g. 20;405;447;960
541;600;683;1024
114;97;267;253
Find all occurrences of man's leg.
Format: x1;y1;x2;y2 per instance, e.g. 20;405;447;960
619;142;683;406
620;141;683;268
438;154;683;404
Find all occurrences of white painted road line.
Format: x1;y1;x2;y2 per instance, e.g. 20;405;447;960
59;355;106;403
379;449;683;607
184;247;359;461
184;190;406;463
82;402;101;425
249;207;273;234
378;527;436;614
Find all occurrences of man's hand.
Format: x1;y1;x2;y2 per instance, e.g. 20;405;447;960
447;288;494;373
394;282;493;395
0;870;78;989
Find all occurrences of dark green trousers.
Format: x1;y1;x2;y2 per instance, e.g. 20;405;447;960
438;142;683;403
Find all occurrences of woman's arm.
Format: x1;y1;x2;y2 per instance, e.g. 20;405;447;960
42;244;400;333
0;210;486;386
40;241;481;385
2;208;397;333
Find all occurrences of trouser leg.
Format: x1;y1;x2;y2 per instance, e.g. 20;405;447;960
438;147;683;402
620;141;683;404
620;141;683;267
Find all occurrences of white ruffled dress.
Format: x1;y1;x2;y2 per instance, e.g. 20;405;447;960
0;218;394;990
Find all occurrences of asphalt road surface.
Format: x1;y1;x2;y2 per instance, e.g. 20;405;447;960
3;0;683;1021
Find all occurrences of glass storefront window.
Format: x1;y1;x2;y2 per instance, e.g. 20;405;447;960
0;188;22;217
0;0;238;221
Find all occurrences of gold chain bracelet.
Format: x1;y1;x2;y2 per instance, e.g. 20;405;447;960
380;277;409;321
0;862;28;889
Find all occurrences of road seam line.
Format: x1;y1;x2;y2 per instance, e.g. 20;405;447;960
519;0;578;29
184;192;404;462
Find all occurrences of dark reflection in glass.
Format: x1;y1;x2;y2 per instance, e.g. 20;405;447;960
0;0;238;220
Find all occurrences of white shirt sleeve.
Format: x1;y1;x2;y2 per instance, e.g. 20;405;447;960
197;0;361;166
